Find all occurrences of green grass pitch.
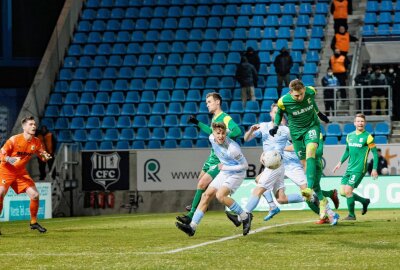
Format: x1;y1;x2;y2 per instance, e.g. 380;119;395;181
0;209;399;269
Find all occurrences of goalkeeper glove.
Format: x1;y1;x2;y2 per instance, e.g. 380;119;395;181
6;156;19;165
188;115;199;125
269;125;279;137
317;112;330;124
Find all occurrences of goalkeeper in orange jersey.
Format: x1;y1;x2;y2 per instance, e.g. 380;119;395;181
0;116;52;234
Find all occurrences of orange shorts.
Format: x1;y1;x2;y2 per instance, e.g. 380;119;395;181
0;174;35;194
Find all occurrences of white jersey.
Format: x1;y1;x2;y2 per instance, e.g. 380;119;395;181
283;142;303;170
209;134;248;175
253;122;290;156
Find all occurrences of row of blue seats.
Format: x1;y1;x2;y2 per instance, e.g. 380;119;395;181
366;1;400;13
77;15;327;33
322;122;390;137
363;24;400;36
42;112;273;131
84;2;328;16
56;71;311;86
50;87;281;102
46;100;277;118
73;28;323;46
74;29;324;45
67;41;322;58
364;12;400;25
79;15;328;30
325;135;389;145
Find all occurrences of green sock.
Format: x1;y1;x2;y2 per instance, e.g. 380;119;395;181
187;189;205;218
313;158;324;201
322;190;333;198
306;201;320;215
353;193;367;204
346;196;356;217
306;157;316;189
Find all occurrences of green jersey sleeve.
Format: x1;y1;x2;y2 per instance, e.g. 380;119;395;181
198;122;212;135
224;115;242;139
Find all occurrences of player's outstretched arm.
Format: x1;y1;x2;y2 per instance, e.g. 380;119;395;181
244;124;260;142
189;115;212;135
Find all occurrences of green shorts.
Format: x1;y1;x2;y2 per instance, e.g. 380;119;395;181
201;155;220;179
292;125;320;160
341;171;365;188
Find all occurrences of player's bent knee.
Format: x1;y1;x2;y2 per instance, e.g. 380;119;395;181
339;187;346;197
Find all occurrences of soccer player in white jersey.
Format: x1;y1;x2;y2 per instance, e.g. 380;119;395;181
175;122;252;237
226;104;339;227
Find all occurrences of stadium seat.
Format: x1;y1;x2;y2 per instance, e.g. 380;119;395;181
87;129;103;141
116;116;131;129
179;140;193;148
104;129;119;142
116;141;130;150
152;103;167;115
375;122;390;135
325;136;339;145
166;127;182;140
132;141;145;149
326;123;342;137
342;123;356;136
374;136;388;144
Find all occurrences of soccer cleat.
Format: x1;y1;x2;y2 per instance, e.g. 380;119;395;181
343;215;356;221
176;214;192;225
331;189;340;209
225;211;242;227
301;188;313;201
185;204;192;212
362;199;370;215
263;207;281;221
175;222;195;237
330;213;340;226
30;222;47;233
319;198;328;219
315;217;330;224
242;213;253;236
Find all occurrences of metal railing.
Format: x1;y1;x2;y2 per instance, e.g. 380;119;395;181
315;85;392;120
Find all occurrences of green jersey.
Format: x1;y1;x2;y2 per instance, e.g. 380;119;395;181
197;111;242;164
275;86;320;140
340;130;378;173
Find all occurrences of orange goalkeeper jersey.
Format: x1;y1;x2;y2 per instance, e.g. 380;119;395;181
0;133;46;175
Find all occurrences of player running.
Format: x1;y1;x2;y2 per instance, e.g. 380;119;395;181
269;79;333;219
175;122;251;237
176;92;241;225
0;116;52;235
333;113;378;220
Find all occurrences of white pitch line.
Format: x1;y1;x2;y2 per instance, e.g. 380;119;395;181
0;219;315;256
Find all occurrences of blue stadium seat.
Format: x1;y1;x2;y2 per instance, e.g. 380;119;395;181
280;15;294;27
374;136;388;144
119;128;134;141
166;127;182;140
309;39;322;51
54;81;68;93
163;140;177;148
242;113;257;126
183;102;198;114
261;100;274;112
182;127;198;140
164;115;179;128
362;25;375;36
179;140;193;148
315;3;328;14
101;116;116;128
375;122;390;135
380;0;393;12
167;102;183;115
325;136;339;145
342;123;356;136
159;78;174;90
131;141;145;149
245;101;260;113
70;117;85;129
116;116;131;129
59;105;74;117
366;1;378;12
137;103;152;115
292;39;305;52
99;141;114;150
105;104;120;116
87;128;103;141
73;129;87;142
121;103;136;116
376;25;390;36
297;15;310;27
326;123;342;137
230;101;244;113
269;4;281;15
311;27;324;39
64;93;79;105
152;127;167;140
282;3;296;15
179;66;194;77
147;140;162;149
136;128;151;141
259;113;271;123
104;129;119;142
44;106;59;118
299;3;312;15
115;141;130;150
264;88;278;100
266;76;278;88
132;116;147;128
378;13;392;25
365;13;377;25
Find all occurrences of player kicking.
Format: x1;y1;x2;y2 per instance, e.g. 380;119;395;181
175;122;251;237
333;114;378;220
226;104;339;227
0;116;52;235
269;79;334;220
176;92;241;225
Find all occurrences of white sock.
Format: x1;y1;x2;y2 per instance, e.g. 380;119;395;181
239;211;248;221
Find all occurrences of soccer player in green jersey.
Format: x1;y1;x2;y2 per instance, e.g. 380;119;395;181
333;114;379;220
269;79;331;219
176;92;242;225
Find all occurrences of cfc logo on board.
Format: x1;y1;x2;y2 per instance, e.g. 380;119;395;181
144;159;161;182
91;152;121;190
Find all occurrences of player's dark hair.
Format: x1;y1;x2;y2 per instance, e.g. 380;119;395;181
212;122;226;131
21;116;35;125
206;92;222;104
289;79;305;92
355;113;366;120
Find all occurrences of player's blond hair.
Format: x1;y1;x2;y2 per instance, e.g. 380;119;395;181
355;113;366;120
212;122;227;132
206;92;222;104
289;79;305;92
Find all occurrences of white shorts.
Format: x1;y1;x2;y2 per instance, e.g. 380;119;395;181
284;165;307;187
209;170;246;194
257;164;285;193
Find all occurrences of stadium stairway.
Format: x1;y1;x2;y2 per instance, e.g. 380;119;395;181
316;0;367;115
390;121;400;143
